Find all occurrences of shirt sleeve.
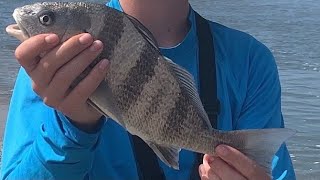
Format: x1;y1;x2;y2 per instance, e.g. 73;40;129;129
235;39;296;179
1;67;104;180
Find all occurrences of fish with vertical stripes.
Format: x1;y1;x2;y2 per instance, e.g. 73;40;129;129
6;2;296;174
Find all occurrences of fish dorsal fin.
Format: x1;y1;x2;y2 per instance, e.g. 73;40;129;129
125;13;159;50
164;57;213;130
146;141;181;170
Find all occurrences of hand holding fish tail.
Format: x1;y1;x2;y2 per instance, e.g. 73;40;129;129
14;33;110;132
199;145;271;180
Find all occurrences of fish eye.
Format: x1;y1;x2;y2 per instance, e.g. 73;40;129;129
38;10;55;26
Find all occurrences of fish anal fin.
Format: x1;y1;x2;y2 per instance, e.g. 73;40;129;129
147;141;181;170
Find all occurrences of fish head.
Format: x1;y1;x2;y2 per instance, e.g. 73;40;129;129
6;2;94;42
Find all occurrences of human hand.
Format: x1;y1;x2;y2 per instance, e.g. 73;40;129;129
199;145;271;180
14;33;109;132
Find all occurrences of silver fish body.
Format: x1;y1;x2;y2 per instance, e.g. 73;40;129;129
6;2;296;173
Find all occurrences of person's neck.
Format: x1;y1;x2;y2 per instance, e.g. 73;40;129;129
120;0;190;48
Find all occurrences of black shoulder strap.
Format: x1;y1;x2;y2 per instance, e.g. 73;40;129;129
130;11;219;180
131;135;165;180
190;12;220;179
196;12;220;128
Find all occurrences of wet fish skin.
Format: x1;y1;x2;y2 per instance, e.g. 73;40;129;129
6;2;296;173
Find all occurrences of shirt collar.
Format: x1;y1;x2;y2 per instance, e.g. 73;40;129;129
106;0;197;54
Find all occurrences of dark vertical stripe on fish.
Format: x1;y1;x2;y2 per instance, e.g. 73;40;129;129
100;9;125;59
116;44;159;112
163;94;189;139
70;8;125;89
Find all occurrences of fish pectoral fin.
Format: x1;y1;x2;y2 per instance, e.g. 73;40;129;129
87;98;125;127
88;82;126;128
147;141;181;170
164;56;213;130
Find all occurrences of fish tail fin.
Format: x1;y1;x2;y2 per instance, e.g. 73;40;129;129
225;128;296;174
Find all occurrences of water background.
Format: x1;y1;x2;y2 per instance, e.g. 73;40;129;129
0;0;319;179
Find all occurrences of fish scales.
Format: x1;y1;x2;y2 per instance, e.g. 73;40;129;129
114;43;159;113
125;57;181;139
97;6;124;60
160;89;211;149
65;2;126;89
105;19;144;89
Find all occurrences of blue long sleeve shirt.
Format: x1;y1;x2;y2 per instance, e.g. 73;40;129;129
1;0;295;179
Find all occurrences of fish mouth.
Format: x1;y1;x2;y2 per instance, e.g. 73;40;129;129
6;24;29;42
6;9;30;42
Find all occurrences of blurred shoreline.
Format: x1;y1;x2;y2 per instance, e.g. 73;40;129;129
0;104;8;140
0;104;8;163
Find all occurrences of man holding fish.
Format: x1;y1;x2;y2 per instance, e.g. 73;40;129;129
2;0;295;179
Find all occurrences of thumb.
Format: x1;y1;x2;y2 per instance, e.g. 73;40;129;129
199;164;209;180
